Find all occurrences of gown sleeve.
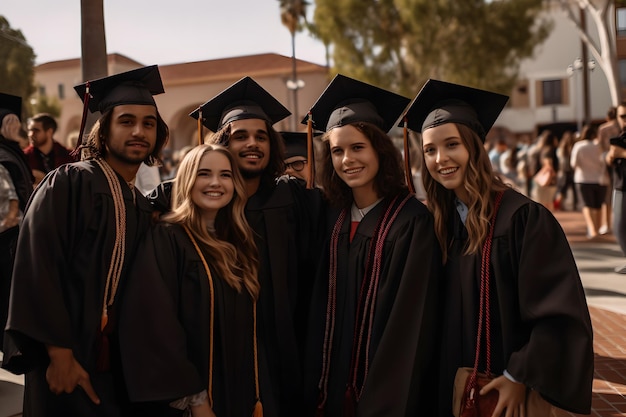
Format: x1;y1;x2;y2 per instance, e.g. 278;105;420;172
119;224;205;403
505;202;593;414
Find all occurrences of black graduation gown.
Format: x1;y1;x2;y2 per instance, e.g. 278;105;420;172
437;189;593;416
2;160;152;417
0;136;33;352
305;195;441;417
145;177;325;416
245;179;325;417
119;223;259;417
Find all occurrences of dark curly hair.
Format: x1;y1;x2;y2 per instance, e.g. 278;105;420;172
319;122;407;208
81;107;169;166
208;120;286;188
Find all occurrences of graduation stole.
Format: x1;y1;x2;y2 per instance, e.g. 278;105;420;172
316;193;412;417
95;158;128;372
182;225;263;417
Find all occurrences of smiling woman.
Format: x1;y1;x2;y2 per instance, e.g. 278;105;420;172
302;74;441;417
119;144;263;417
406;79;593;417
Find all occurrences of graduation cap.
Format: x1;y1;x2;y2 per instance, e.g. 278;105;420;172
302;74;410;133
72;65;165;155
280;131;308;159
189;76;291;135
0;92;22;123
301;74;415;193
402;79;509;141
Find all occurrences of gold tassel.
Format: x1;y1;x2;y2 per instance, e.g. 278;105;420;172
252;399;263;417
403;117;416;194
197;109;203;146
306;112;315;189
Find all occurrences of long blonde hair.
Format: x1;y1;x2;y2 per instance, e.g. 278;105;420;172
422;123;508;262
164;144;260;299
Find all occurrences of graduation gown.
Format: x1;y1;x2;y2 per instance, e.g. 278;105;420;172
245;179;325;417
2;160;153;417
305;194;441;417
146;177;325;416
0;136;33;352
437;188;593;416
119;223;260;417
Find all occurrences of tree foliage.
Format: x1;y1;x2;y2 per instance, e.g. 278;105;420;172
310;0;552;96
0;16;35;117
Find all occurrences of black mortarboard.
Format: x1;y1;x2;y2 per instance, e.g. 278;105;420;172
0;92;22;123
280;132;308;159
74;65;164;114
402;79;509;141
190;76;291;133
302;74;410;133
72;65;164;155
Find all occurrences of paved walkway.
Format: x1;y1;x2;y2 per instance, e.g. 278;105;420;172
554;210;626;417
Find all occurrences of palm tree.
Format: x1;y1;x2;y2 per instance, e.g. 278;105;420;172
80;0;108;82
279;0;309;130
79;0;108;142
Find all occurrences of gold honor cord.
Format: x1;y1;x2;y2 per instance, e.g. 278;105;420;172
403;117;416;195
96;158;127;331
182;225;263;416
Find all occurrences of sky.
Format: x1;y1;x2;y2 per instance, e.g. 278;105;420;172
3;0;328;67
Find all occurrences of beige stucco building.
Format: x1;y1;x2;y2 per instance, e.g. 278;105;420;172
33;53;330;151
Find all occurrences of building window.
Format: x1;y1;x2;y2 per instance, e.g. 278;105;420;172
541;79;562;105
58;84;65;100
38;85;46;96
618;8;626;37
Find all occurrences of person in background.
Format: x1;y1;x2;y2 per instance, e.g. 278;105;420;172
531;130;559;211
0;93;34;353
2;66;169;416
555;130;577;211
280;131;309;184
406;79;593;417
303;74;440;417
570;124;609;239
24;112;75;185
606;101;626;274
120;144;261;417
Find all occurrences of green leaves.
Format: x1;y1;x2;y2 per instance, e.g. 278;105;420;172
310;0;550;96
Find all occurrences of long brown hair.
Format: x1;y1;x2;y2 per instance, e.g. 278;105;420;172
164;144;260;299
421;123;508;262
319;122;408;208
81;106;169;166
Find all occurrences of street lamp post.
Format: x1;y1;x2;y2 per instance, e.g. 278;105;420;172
567;57;595;133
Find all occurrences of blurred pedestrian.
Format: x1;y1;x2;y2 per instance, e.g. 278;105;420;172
570;124;609;239
24;113;75;185
606;101;626;274
555;130;577;211
0;93;33;353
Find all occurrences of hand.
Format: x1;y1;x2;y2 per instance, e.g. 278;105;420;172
190;399;216;417
45;346;100;405
480;375;526;417
0;114;22;142
0;214;19;229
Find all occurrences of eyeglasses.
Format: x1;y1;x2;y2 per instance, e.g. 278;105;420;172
285;160;307;172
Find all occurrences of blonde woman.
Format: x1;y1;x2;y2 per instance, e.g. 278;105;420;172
120;144;263;417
